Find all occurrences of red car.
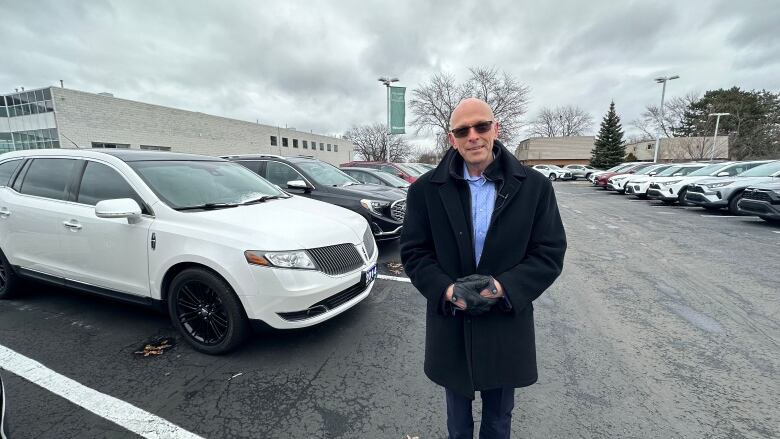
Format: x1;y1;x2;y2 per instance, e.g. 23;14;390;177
340;161;422;183
595;163;653;188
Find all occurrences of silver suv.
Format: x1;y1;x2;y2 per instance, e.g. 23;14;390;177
685;161;780;214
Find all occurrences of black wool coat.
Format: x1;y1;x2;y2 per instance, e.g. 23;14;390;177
400;140;567;399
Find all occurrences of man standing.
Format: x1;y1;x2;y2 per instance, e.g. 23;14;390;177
400;98;567;438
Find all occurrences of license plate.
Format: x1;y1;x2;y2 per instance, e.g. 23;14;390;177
363;264;377;285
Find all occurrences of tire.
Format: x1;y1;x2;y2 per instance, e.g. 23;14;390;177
0;250;21;300
168;268;249;355
585;173;592;180
548;173;557;181
728;192;744;215
677;188;691;206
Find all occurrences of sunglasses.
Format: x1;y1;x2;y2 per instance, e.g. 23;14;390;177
450;121;494;138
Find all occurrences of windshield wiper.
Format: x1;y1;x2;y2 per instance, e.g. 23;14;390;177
174;202;239;211
240;195;288;205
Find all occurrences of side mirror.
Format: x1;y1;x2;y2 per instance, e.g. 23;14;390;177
716;171;730;177
95;198;142;224
287;180;310;192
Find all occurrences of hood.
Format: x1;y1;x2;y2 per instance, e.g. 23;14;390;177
162;196;368;250
694;176;778;188
331;183;407;201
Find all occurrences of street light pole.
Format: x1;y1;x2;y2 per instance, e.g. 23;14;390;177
708;112;730;161
652;75;679;163
378;76;399;162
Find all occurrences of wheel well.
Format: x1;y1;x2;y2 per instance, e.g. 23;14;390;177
160;262;233;304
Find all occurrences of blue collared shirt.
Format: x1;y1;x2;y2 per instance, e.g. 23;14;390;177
462;162;496;266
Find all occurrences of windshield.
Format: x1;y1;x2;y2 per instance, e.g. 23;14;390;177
395;163;423;176
688;163;729;176
656;166;682;177
409;163;432;173
737;161;780;177
380;172;411;187
636;165;668;175
606;163;630;172
298;161;361;186
129;160;284;209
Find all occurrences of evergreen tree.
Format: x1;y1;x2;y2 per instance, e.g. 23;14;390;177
590;101;626;168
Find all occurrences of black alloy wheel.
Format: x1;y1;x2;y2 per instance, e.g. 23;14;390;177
728;192;744;215
0;251;20;300
677;188;691;206
168;268;249;354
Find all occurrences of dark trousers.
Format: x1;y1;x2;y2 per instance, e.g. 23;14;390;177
445;387;515;439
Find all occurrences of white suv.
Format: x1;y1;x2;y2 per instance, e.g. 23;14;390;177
0;149;378;354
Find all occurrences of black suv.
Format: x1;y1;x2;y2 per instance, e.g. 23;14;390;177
224;155;407;240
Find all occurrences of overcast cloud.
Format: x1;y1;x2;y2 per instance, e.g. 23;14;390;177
2;0;778;149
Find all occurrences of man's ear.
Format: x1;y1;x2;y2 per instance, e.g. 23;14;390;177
448;132;457;148
495;121;501;138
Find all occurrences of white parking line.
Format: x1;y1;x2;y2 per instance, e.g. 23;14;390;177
699;215;741;218
0;344;203;439
378;274;411;283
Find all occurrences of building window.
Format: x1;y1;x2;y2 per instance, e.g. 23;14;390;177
91;142;130;149
140;145;171;151
334;144;338;152
293;139;299;148
327;144;331;151
320;142;324;151
647;144;653;150
270;136;277;146
1;89;55;118
282;137;289;147
303;140;308;149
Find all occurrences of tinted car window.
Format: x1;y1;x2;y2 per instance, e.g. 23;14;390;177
358;172;383;185
19;158;79;200
0;159;22;186
77;161;146;212
237;160;261;174
265;161;303;186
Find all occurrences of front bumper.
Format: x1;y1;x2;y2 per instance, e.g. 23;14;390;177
607;180;628;192
684;187;727;207
240;251;378;329
737;191;780;219
647;184;677;201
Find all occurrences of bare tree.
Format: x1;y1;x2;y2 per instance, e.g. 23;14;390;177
409;67;531;155
528;105;593;137
632;92;701;138
343;123;412;162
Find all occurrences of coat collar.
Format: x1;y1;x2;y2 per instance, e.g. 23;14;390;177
429;140;527;184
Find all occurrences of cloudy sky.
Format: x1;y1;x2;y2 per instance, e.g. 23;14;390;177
2;0;778;149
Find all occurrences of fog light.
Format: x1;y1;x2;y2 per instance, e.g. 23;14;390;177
716;191;722;199
669;188;674;194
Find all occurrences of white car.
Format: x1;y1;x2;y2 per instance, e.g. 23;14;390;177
564;164;598;179
645;163;709;204
607;163;672;194
0;149;378;354
654;161;773;206
624;164;676;198
531;164;573;181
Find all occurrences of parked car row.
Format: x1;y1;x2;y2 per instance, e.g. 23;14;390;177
592;159;780;224
0;149;385;354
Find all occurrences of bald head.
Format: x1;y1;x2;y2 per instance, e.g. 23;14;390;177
450;98;495;127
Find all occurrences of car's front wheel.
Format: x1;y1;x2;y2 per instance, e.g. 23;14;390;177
677;188;691;206
548;173;557;181
728;192;744;215
168;268;249;355
0;250;21;300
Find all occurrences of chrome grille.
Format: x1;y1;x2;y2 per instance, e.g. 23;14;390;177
362;227;376;259
742;190;772;202
308;244;363;275
390;199;406;222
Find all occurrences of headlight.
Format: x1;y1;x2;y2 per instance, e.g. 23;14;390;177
705;181;734;188
244;250;316;270
660;180;682;186
360;199;390;215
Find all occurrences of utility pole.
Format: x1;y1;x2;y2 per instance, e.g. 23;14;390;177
708;113;730;160
378;77;399;162
652;75;679;163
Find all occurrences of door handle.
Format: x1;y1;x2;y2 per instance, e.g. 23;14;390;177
62;220;83;231
0;207;10;218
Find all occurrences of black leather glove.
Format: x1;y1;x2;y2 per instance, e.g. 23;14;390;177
452;274;498;315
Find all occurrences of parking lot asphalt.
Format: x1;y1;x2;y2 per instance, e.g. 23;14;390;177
1;181;778;438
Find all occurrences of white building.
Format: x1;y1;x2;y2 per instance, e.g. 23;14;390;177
1;86;353;165
625;136;729;162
